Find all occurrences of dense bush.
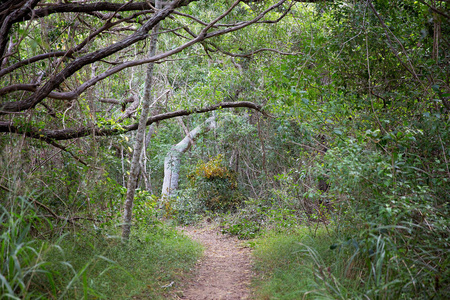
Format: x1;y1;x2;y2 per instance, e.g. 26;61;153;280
187;154;244;212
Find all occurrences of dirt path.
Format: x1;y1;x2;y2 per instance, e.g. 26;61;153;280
177;225;253;300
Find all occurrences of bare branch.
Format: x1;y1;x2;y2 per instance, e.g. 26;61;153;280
0;84;81;100
0;0;40;60
202;0;288;40
0;51;67;78
368;0;423;84
117;91;140;121
417;0;450;20
209;43;302;57
20;2;158;21
99;97;135;105
46;139;88;166
173;10;215;27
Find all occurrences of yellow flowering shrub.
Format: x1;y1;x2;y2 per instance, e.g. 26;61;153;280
188;154;243;211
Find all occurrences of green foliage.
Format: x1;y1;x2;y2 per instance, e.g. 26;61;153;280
2;0;449;297
248;0;450;297
219;196;308;240
221;218;260;240
133;189;158;228
172;188;207;225
321;137;450;298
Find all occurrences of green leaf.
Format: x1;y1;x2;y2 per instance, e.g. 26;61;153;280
334;129;343;135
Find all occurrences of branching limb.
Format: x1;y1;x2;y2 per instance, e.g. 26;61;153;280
0;0;288;114
46;139;88;166
368;0;423;85
0;101;268;140
416;0;450;20
0;51;68;78
208;42;302;57
0;0;184;114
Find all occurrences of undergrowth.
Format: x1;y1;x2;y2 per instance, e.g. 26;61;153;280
0;196;202;299
253;227;336;300
48;225;202;299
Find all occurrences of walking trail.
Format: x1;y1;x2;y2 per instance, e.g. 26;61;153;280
176;225;253;300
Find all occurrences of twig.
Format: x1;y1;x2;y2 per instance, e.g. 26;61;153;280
417;0;450;20
288;140;327;154
0;184;71;223
1;184;101;224
208;43;302;57
438;133;450;179
368;0;422;85
47;140;88;166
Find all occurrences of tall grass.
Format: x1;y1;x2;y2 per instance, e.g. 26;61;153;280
0;196;66;299
252;227;336;300
48;225;202;299
1;196;202;299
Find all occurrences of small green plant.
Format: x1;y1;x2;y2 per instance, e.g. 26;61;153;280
173;188;206;225
221;218;260;239
133;189;158;227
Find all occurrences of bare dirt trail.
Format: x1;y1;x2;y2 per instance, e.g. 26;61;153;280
176;225;253;300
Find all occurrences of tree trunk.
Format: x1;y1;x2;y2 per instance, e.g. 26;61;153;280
122;0;161;241
161;116;216;198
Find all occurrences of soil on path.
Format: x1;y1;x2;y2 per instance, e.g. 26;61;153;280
177;225;253;300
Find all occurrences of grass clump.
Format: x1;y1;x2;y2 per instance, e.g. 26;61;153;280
253;223;450;299
0;196;74;299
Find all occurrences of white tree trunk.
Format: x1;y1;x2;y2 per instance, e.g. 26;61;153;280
161;116;216;198
122;0;161;240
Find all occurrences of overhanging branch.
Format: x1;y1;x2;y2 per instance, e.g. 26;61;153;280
0;0;184;114
0;101;267;141
1;0;289;114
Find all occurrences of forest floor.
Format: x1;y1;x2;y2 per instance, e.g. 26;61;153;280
175;224;253;300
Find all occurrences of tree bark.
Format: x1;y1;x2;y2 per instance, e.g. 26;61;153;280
162;116;216;198
122;0;162;241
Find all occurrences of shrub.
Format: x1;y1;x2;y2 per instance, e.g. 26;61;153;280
187;154;244;212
